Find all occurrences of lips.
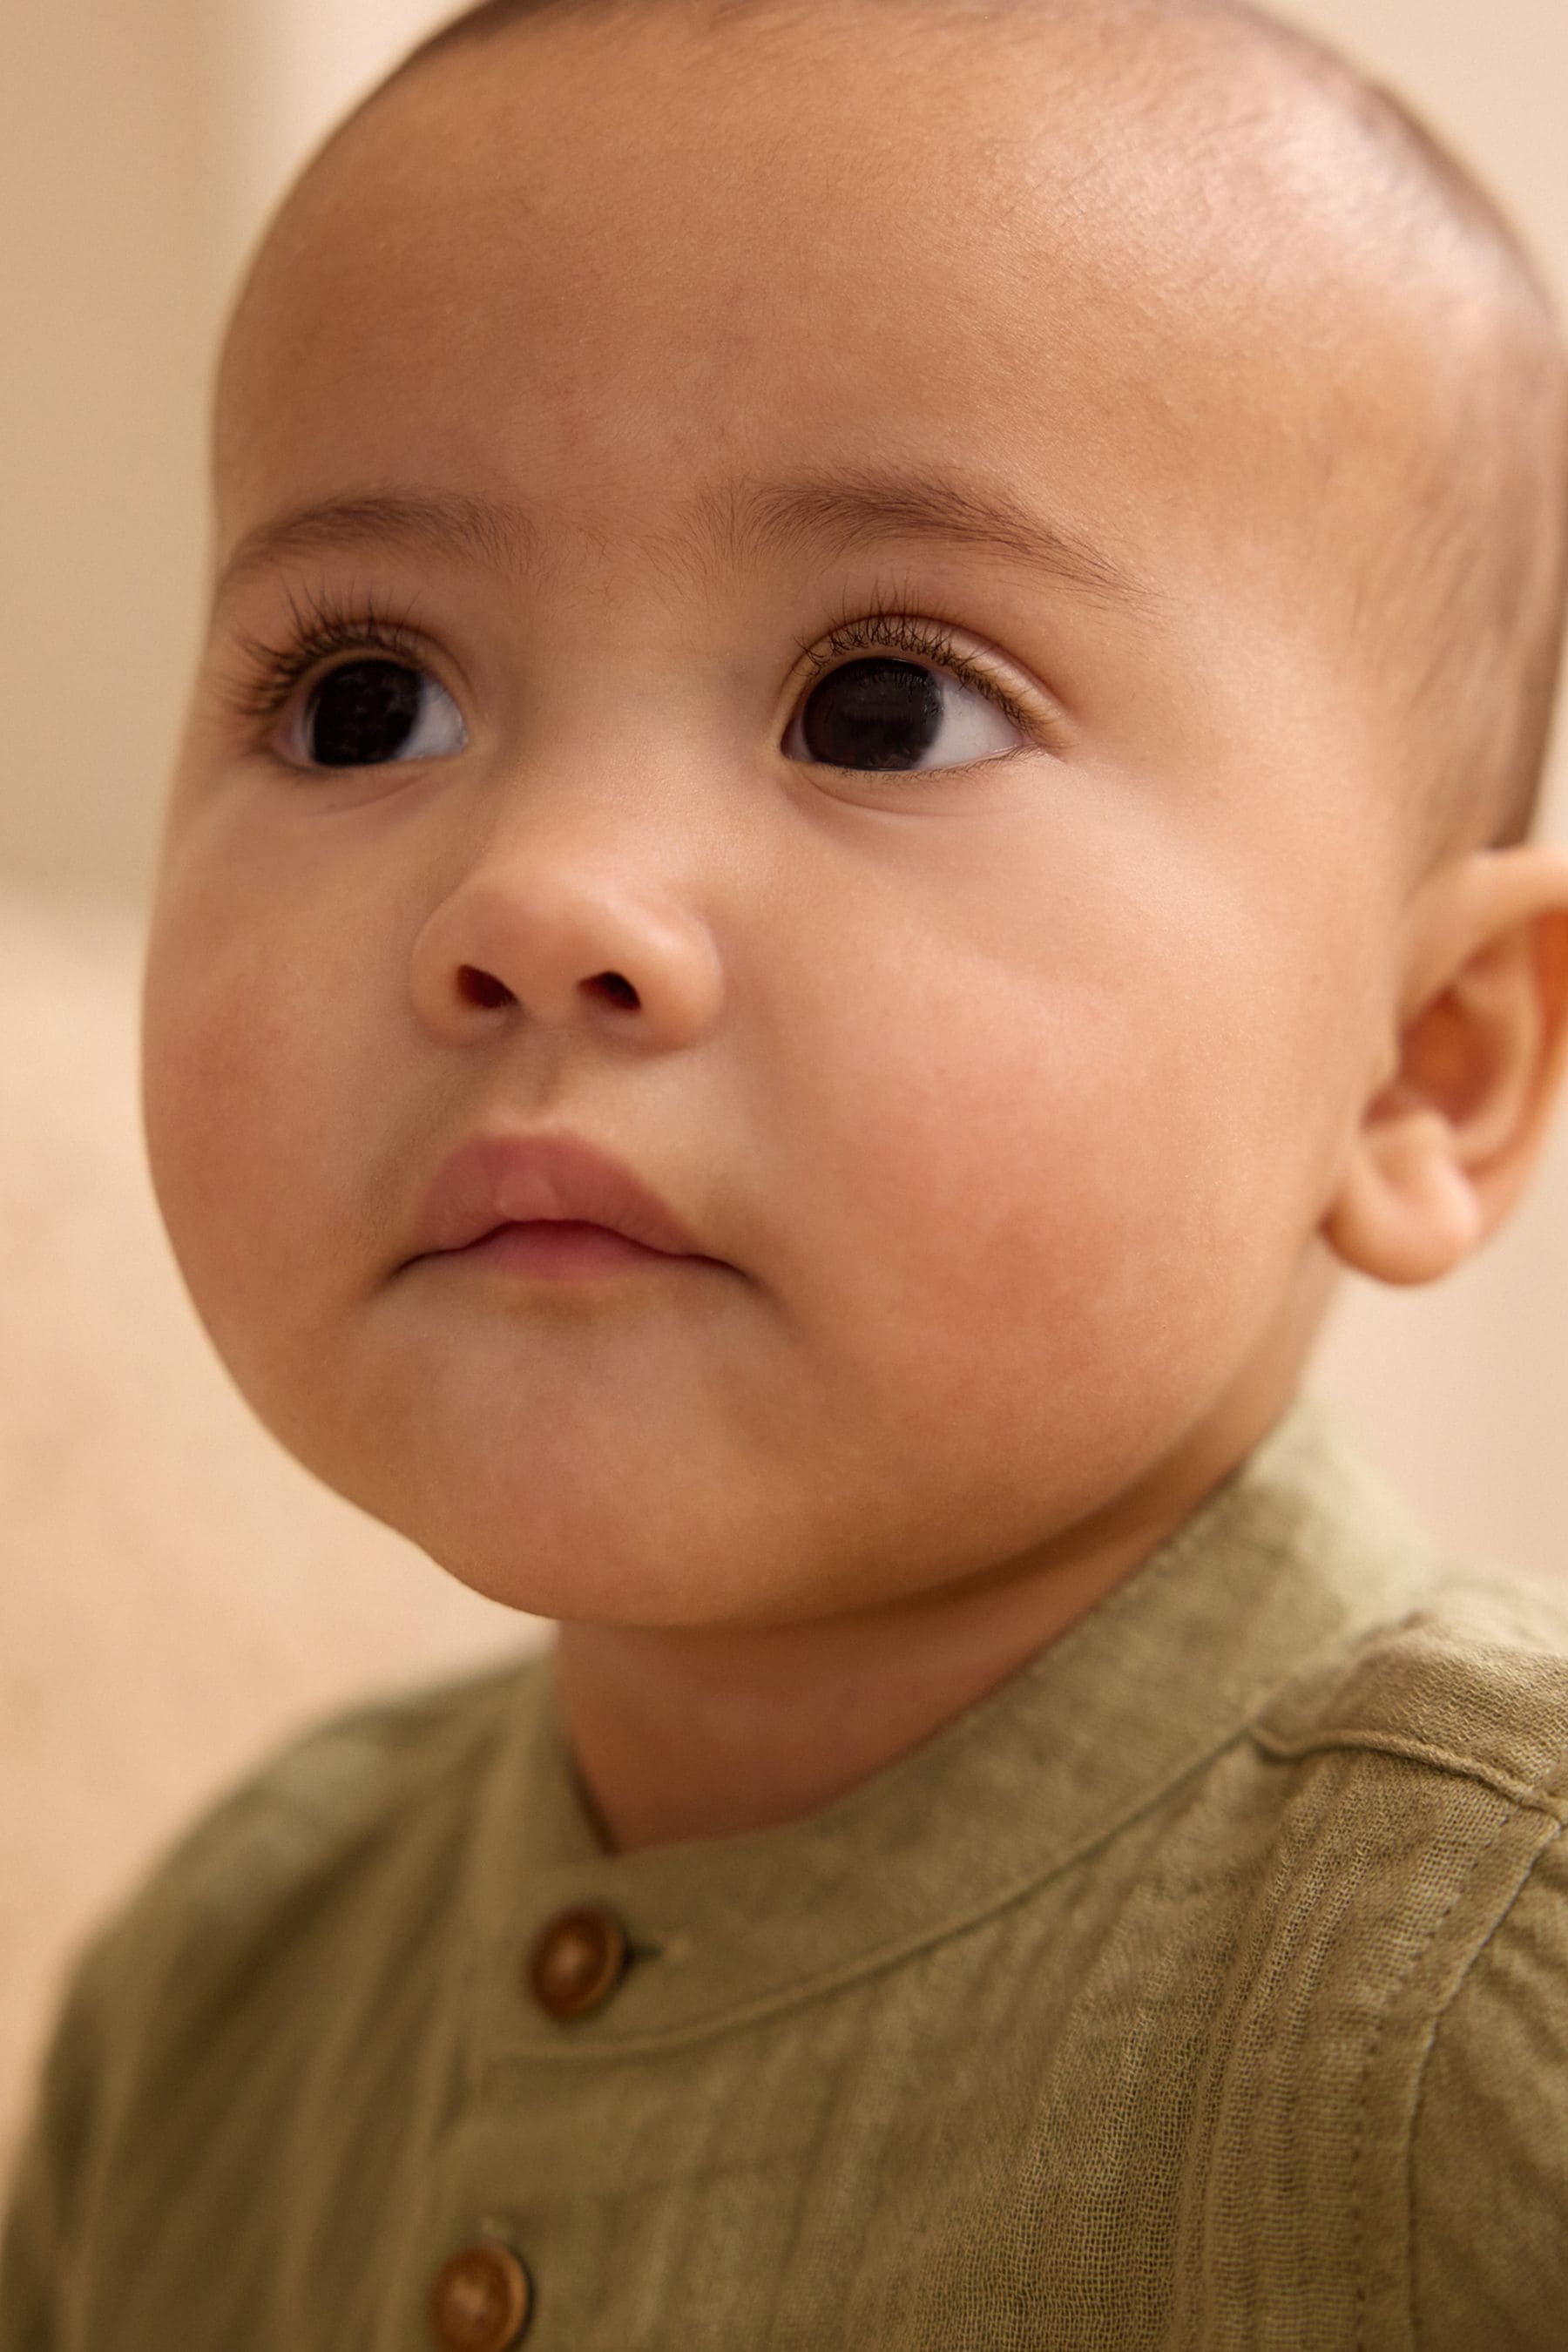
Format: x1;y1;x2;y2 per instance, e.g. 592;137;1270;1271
406;1130;707;1263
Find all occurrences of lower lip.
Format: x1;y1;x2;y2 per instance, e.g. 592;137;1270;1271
443;1220;687;1277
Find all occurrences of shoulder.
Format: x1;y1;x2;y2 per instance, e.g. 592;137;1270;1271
1250;1558;1568;1808
1;1652;543;2334
1244;1558;1568;2028
1248;1565;1568;2348
46;1646;542;2089
130;1644;535;1936
1407;1815;1568;2349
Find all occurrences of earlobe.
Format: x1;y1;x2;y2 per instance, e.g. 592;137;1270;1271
1323;1108;1484;1287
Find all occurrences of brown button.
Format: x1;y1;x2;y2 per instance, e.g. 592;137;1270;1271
527;1903;630;2020
429;2241;532;2351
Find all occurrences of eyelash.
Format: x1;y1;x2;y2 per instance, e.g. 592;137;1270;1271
219;586;430;727
794;601;1038;743
218;586;1041;751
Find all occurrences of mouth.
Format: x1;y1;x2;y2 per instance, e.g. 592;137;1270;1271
404;1128;718;1277
442;1219;693;1280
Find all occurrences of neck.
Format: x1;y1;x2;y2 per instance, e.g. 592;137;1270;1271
551;1350;1322;1855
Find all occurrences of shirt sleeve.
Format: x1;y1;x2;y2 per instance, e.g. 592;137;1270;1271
1409;1817;1568;2350
0;1924;118;2352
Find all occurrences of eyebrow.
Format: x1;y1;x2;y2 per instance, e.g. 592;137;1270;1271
706;469;1150;609
212;489;537;609
212;469;1150;613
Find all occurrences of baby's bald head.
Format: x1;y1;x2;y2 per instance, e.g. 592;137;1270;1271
359;0;1568;876
156;0;1568;1634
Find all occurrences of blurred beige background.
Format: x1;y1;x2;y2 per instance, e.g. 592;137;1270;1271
3;0;1567;2169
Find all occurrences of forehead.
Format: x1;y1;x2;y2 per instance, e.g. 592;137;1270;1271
213;3;1435;616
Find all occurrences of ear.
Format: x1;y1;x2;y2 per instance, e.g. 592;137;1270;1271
1323;841;1568;1287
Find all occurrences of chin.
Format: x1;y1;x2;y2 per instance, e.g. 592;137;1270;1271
409;1540;760;1631
314;1454;740;1625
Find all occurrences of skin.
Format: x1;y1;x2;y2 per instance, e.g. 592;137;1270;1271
141;0;1568;1852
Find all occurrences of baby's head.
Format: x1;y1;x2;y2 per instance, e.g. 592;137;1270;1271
141;0;1568;1630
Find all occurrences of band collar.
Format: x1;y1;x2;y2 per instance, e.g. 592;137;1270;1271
462;1391;1439;2058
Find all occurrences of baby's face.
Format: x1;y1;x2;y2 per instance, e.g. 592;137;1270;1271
143;2;1425;1625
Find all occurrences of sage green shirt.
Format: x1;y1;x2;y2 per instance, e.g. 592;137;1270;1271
5;1392;1568;2349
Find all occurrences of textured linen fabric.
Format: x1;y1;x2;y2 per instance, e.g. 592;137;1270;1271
3;1389;1568;2349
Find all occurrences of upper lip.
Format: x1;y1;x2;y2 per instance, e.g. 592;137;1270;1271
406;1130;708;1261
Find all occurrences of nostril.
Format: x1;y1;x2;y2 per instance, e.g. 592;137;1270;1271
458;965;515;1009
453;968;639;1010
591;972;639;1009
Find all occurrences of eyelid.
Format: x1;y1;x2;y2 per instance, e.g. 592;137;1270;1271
209;582;1069;768
787;604;1067;756
210;585;459;751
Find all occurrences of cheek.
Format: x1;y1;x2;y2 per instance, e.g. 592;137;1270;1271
768;887;1324;1509
140;875;355;1372
815;1000;1239;1321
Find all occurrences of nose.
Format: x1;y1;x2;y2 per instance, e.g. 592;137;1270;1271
406;811;726;1055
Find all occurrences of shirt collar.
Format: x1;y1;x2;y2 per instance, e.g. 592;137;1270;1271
461;1390;1441;2056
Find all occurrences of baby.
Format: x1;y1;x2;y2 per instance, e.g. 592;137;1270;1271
6;0;1568;2342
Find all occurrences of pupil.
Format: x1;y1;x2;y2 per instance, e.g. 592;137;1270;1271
801;657;942;769
308;659;422;767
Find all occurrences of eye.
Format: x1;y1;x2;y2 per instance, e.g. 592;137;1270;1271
782;652;1025;774
283;657;467;770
